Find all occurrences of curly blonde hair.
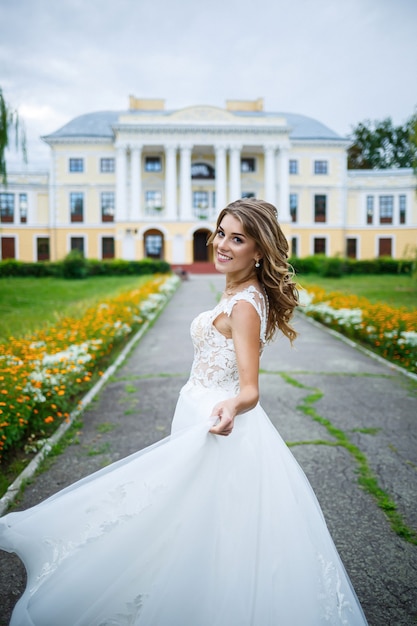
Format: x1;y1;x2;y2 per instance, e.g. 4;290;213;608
209;198;299;343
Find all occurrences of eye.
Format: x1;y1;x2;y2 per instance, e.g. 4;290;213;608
233;236;243;244
216;228;225;238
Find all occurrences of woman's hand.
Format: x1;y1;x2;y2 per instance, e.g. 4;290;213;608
209;400;236;436
209;300;261;437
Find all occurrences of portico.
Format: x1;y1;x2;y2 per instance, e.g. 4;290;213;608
112;106;292;224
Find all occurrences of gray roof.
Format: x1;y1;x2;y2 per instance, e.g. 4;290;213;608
43;109;344;142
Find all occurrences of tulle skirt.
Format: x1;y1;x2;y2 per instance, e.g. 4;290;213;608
0;383;368;625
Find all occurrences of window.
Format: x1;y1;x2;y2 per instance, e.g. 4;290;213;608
101;192;115;222
145;191;163;215
193;191;209;218
291;237;298;257
70;192;84;222
19;193;28;223
314;160;328;174
379;195;393;224
314;195;326;222
70;237;84;255
100;158;115;173
399;195;406;224
69;158;84;172
366;196;374;225
378;238;392;257
289;159;298;175
145;233;163;258
0;193;14;222
242;192;255;199
145;156;162;172
346;238;357;259
1;237;15;259
290;193;298;223
37;237;50;261
314;238;326;255
191;163;215;179
102;237;115;259
241;158;256;173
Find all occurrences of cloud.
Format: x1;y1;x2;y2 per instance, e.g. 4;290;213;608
1;0;416;167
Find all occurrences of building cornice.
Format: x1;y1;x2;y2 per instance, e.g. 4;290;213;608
112;123;291;137
347;168;414;177
291;138;350;148
42;136;112;146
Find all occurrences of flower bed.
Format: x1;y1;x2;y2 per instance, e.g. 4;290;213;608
300;286;417;374
0;275;179;462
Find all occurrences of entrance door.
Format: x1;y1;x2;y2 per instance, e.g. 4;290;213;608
193;230;212;262
1;237;15;259
378;238;392;257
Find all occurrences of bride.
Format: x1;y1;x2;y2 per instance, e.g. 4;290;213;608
0;199;368;625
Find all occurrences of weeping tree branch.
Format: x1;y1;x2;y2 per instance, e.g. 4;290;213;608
0;88;27;185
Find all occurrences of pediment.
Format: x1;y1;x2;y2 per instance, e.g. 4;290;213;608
169;106;236;122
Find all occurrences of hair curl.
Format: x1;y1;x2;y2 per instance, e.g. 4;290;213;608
209;198;299;343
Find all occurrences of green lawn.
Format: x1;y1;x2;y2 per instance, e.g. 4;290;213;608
0;276;150;340
296;274;417;310
1;273;415;342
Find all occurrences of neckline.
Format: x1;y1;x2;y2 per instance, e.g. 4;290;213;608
220;284;263;304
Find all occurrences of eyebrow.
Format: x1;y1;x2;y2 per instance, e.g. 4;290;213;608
218;224;246;237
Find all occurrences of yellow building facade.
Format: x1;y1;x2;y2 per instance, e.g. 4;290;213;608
1;98;416;266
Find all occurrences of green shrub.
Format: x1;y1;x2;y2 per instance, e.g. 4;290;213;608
62;249;88;279
320;256;347;277
0;259;22;277
289;255;327;274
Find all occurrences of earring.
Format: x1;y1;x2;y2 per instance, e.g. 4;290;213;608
255;260;260;268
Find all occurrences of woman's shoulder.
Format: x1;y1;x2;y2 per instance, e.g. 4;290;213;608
219;285;267;341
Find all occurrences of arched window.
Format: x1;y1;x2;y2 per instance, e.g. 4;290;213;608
191;162;215;180
144;229;164;259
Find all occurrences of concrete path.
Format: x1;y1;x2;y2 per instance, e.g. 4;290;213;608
1;275;416;625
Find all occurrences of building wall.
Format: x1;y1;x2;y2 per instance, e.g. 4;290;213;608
1;105;416;264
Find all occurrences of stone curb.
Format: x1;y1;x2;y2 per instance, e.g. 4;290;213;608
0;281;179;517
301;312;417;382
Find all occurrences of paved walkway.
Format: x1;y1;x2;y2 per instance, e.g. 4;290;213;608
1;275;416;625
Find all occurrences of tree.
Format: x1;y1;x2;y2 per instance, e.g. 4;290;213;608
347;113;417;170
0;88;27;184
409;110;417;180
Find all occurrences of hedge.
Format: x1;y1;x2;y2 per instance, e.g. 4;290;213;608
289;255;414;277
0;254;413;279
0;253;171;279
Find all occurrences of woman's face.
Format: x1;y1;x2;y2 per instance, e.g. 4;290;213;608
212;213;260;276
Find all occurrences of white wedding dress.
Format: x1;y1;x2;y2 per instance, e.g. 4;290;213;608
0;286;368;625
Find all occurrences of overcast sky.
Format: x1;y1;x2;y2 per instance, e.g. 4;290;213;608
1;0;416;168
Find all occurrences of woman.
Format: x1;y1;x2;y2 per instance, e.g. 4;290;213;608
0;199;368;625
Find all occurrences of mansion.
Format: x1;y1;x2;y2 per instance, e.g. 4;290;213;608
0;97;416;267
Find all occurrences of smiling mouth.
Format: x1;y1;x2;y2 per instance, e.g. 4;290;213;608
217;253;232;262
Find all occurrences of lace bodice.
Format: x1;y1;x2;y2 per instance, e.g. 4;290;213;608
186;286;267;394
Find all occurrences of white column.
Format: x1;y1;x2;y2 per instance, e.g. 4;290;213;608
165;145;177;220
48;152;56;227
130;145;142;221
215;144;227;212
180;144;192;220
229;145;241;202
264;145;276;205
116;145;128;221
278;146;291;222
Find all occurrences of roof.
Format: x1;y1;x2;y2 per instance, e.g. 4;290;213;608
43;108;344;142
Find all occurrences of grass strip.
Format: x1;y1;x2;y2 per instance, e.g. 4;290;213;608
280;372;417;546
